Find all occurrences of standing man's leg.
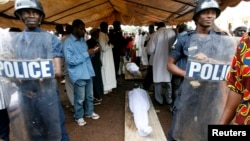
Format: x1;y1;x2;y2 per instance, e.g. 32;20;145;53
113;51;121;77
84;79;94;116
170;75;183;112
154;83;163;104
84;79;100;119
57;93;70;141
135;57;141;68
164;82;173;105
59;104;69;141
93;68;104;101
65;74;74;106
73;80;86;122
167;106;178;141
0;109;10;141
143;65;153;90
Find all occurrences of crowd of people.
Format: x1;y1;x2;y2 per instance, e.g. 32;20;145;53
1;0;250;141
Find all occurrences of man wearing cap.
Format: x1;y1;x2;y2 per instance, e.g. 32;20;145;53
11;0;69;140
167;0;231;140
233;25;247;37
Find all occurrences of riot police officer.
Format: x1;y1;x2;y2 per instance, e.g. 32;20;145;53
167;0;231;140
8;0;70;140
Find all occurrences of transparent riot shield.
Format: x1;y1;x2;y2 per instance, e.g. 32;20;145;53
172;34;239;141
0;32;62;141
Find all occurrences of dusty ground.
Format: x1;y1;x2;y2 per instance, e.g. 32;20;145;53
60;75;173;141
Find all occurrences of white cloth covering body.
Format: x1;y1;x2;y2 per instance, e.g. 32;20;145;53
128;88;152;137
126;62;139;75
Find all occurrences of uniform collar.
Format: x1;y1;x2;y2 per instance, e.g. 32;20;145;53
24;27;43;32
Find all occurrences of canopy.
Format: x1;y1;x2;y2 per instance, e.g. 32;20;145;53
0;0;249;30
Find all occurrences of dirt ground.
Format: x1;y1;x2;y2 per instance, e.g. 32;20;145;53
9;72;173;141
59;75;173;141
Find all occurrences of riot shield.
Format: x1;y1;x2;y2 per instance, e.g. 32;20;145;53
172;34;239;141
0;32;61;141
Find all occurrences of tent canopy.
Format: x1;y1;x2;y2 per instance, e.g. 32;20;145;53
0;0;248;30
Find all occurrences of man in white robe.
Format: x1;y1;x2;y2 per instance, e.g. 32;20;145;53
99;22;117;94
140;31;148;66
147;22;176;105
134;29;142;67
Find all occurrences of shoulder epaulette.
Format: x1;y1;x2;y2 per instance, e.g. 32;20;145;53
214;30;228;36
178;30;195;37
186;30;195;36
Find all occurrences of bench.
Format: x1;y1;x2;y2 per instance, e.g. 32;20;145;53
124;68;143;80
124;91;167;141
124;62;144;80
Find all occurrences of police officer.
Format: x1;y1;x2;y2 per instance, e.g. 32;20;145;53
167;0;229;140
12;0;69;140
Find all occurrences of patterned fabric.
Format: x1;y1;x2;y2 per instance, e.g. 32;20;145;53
226;32;250;125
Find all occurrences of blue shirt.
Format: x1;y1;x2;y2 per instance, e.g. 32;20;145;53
169;30;223;70
63;34;95;84
27;27;63;58
12;27;63;59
